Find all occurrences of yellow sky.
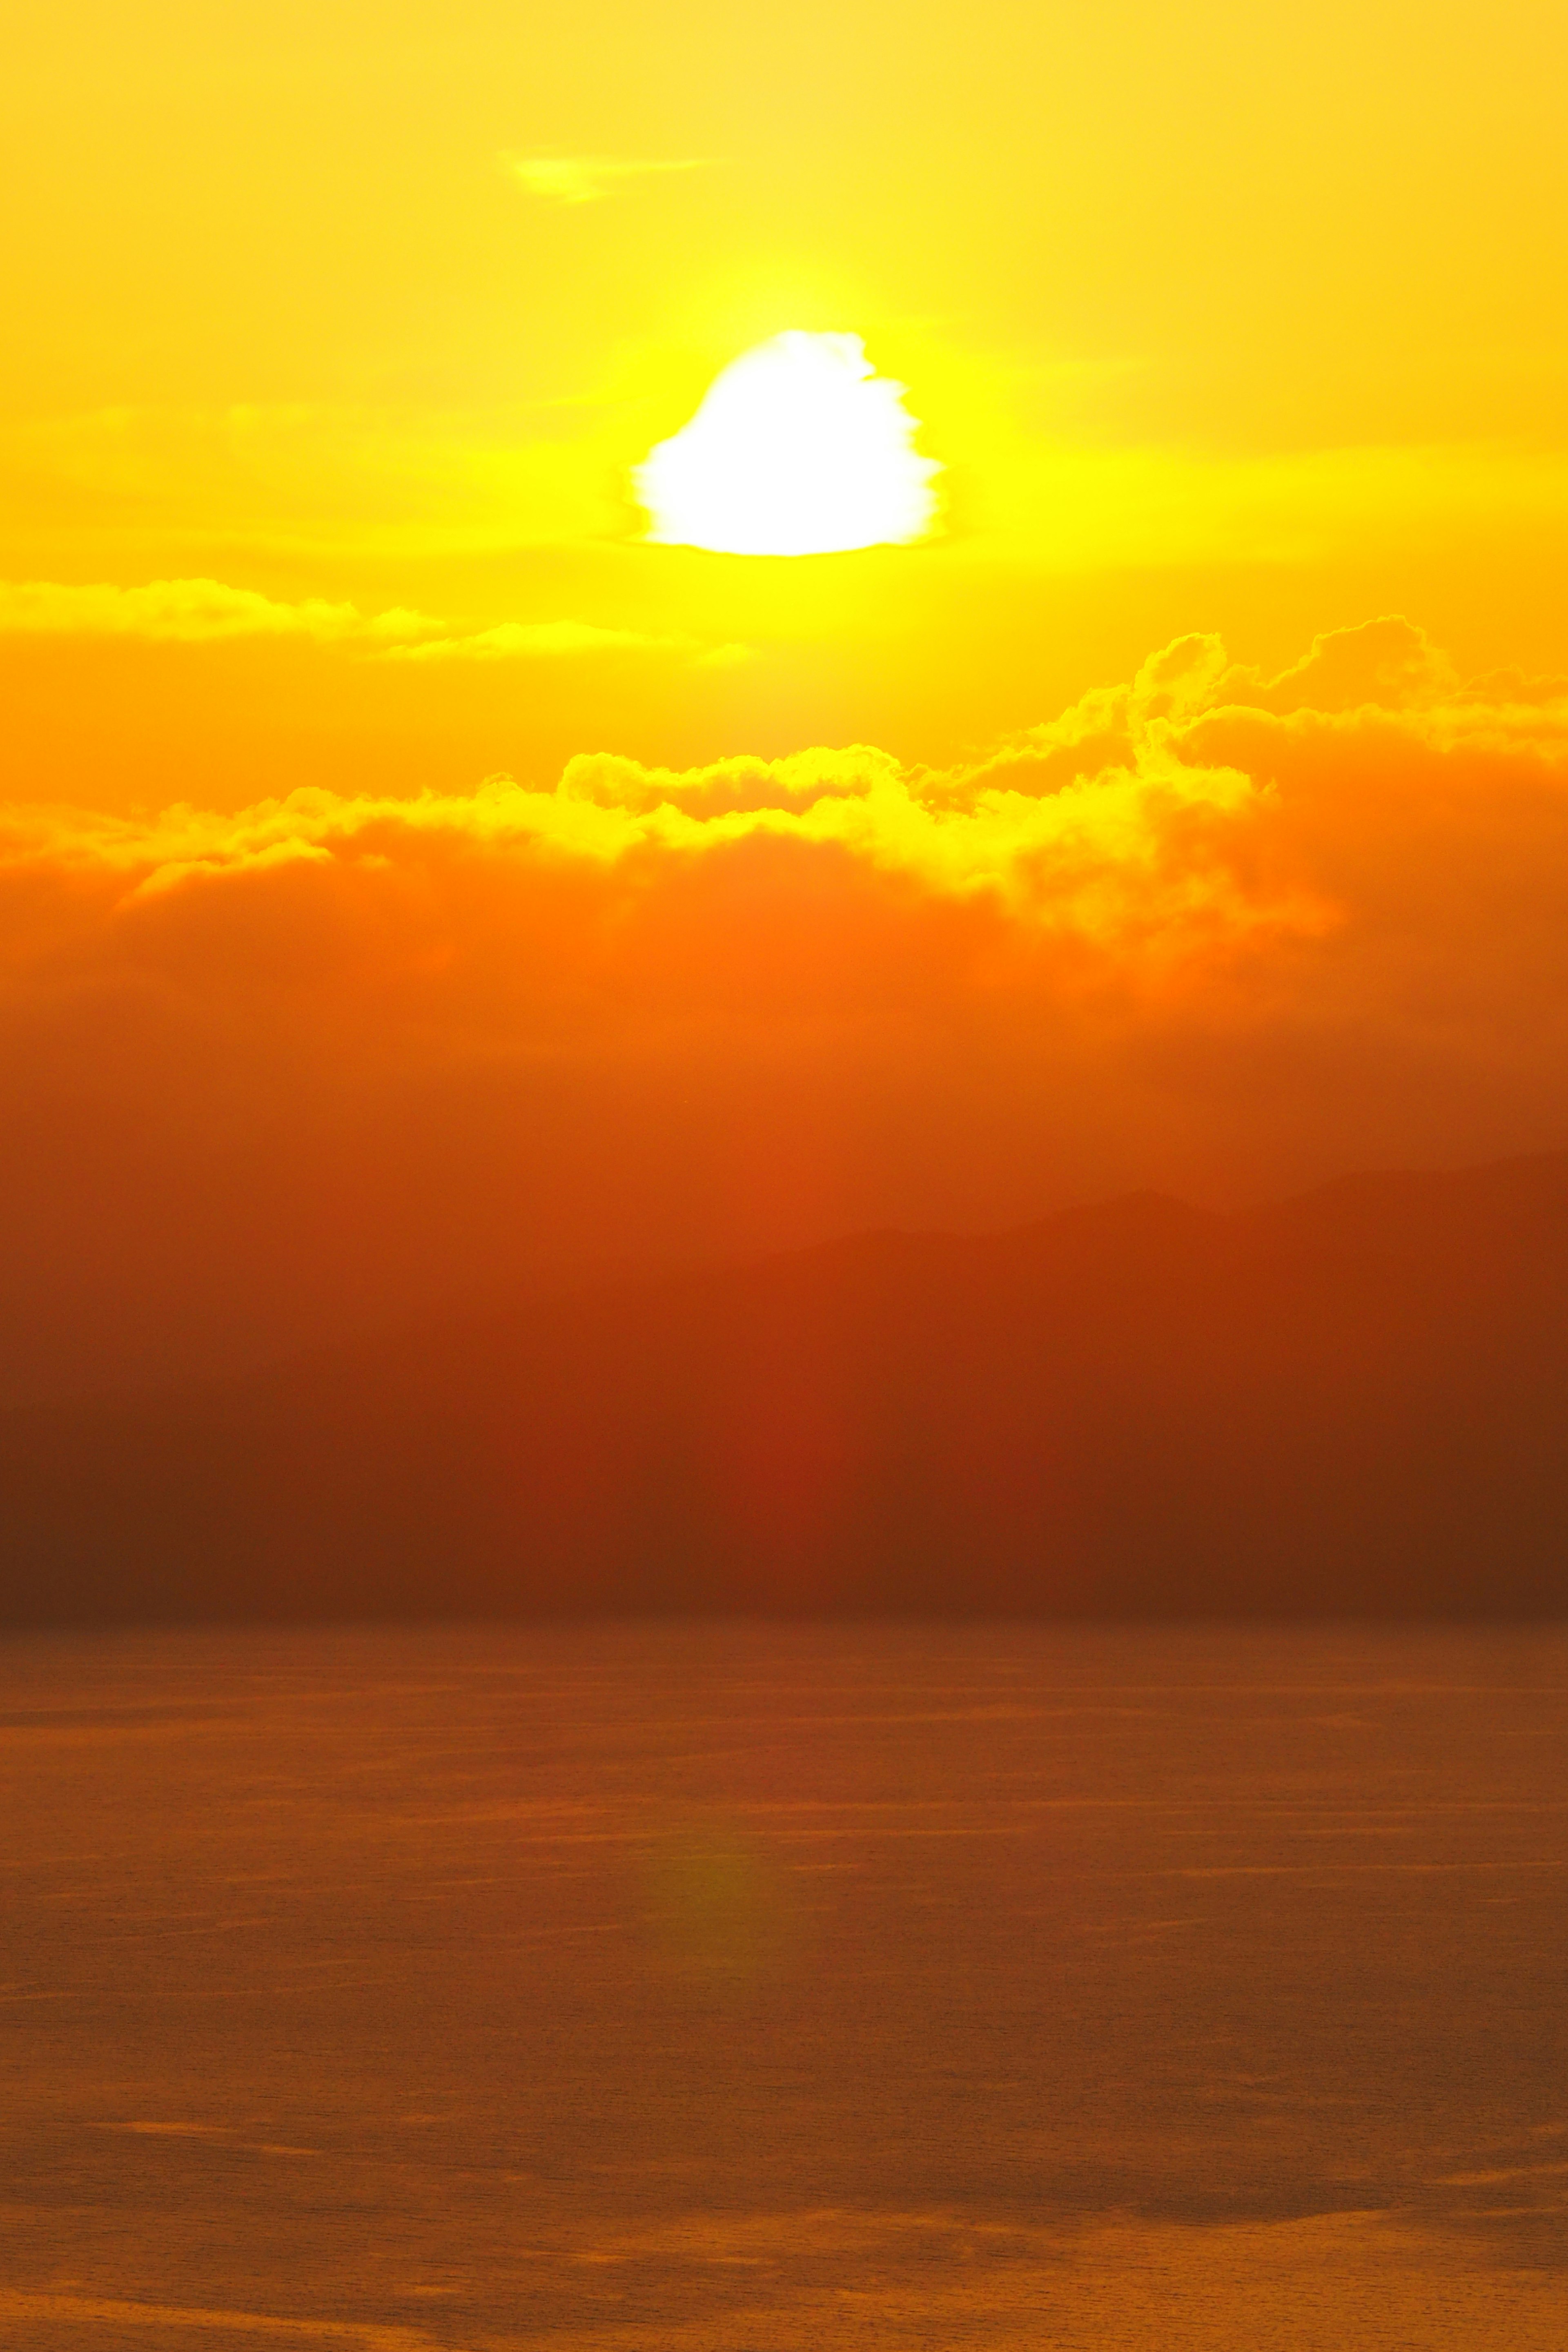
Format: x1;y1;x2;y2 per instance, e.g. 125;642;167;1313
4;0;1568;811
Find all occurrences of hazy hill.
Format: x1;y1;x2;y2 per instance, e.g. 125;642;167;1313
3;1151;1567;1626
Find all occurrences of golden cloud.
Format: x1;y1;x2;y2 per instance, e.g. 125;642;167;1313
6;617;1565;965
0;579;735;665
0;577;440;644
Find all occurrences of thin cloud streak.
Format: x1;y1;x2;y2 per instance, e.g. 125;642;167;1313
507;156;710;206
0;578;440;645
0;580;736;664
383;620;701;662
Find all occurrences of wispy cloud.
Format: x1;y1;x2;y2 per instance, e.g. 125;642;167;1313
0;580;744;666
507;156;708;206
383;619;694;662
0;578;441;645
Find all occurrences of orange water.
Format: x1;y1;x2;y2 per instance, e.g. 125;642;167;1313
2;1620;1565;2348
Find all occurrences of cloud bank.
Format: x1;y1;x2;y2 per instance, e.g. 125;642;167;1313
4;616;1567;1399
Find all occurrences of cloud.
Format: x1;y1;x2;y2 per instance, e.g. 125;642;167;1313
3;616;1567;1399
507;156;707;206
0;580;736;665
383;619;700;662
6;617;1563;951
1212;615;1458;715
0;578;441;645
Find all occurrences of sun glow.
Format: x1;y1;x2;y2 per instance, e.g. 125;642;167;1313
634;331;941;556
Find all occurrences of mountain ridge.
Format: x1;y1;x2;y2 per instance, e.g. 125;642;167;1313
4;1149;1566;1628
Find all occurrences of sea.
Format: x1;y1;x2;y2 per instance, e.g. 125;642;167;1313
1;1619;1566;2350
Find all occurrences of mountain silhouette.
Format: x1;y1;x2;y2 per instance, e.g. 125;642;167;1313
4;1151;1567;1626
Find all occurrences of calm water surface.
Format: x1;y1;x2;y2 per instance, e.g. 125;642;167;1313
1;1620;1566;2349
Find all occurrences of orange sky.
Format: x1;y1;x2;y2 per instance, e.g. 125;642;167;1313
4;0;1568;1397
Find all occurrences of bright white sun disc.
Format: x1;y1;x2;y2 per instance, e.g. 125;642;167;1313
634;331;941;556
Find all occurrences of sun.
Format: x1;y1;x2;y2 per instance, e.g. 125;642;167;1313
634;331;942;556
